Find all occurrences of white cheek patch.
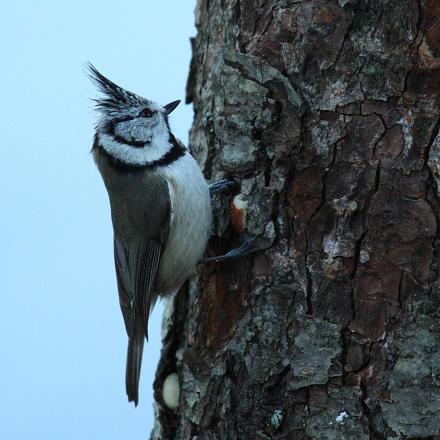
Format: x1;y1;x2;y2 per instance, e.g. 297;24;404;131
114;118;154;142
99;118;171;165
100;133;171;165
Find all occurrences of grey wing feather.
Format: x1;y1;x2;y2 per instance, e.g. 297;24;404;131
114;236;166;405
114;238;134;337
114;237;166;339
128;239;162;340
114;229;170;340
112;178;172;340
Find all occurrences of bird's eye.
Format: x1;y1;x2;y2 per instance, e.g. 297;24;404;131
138;108;154;118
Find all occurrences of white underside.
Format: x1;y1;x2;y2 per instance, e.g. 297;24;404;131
156;153;212;295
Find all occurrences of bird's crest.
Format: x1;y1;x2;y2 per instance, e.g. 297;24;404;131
86;63;149;111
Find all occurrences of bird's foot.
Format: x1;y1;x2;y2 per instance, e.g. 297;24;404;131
201;235;269;264
209;179;238;196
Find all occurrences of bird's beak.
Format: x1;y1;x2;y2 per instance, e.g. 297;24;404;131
163;100;181;115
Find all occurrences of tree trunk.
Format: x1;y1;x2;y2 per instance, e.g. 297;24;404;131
152;1;440;439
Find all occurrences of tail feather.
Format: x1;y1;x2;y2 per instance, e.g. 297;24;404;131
126;327;145;406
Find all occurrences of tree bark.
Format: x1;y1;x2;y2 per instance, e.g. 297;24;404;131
152;1;440;439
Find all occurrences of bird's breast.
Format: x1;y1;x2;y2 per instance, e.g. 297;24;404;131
156;153;212;295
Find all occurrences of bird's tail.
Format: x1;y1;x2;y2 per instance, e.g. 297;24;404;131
126;326;145;406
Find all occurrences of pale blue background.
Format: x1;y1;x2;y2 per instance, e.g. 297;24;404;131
0;1;195;439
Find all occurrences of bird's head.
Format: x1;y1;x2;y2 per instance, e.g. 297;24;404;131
88;63;181;167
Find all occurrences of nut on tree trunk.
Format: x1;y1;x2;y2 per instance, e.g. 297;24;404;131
152;1;440;439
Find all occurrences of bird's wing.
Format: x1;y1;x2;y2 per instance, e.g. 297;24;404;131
113;183;171;340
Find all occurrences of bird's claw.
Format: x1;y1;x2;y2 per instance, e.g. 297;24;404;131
201;235;266;264
209;179;238;196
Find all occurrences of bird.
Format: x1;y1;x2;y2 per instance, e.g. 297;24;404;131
87;64;212;406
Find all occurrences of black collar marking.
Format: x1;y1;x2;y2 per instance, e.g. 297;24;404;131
93;132;186;172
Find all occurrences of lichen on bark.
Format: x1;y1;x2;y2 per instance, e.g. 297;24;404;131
381;315;440;438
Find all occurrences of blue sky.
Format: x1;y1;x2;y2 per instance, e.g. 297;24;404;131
0;1;195;438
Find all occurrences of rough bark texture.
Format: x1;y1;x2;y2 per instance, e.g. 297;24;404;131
152;1;440;439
